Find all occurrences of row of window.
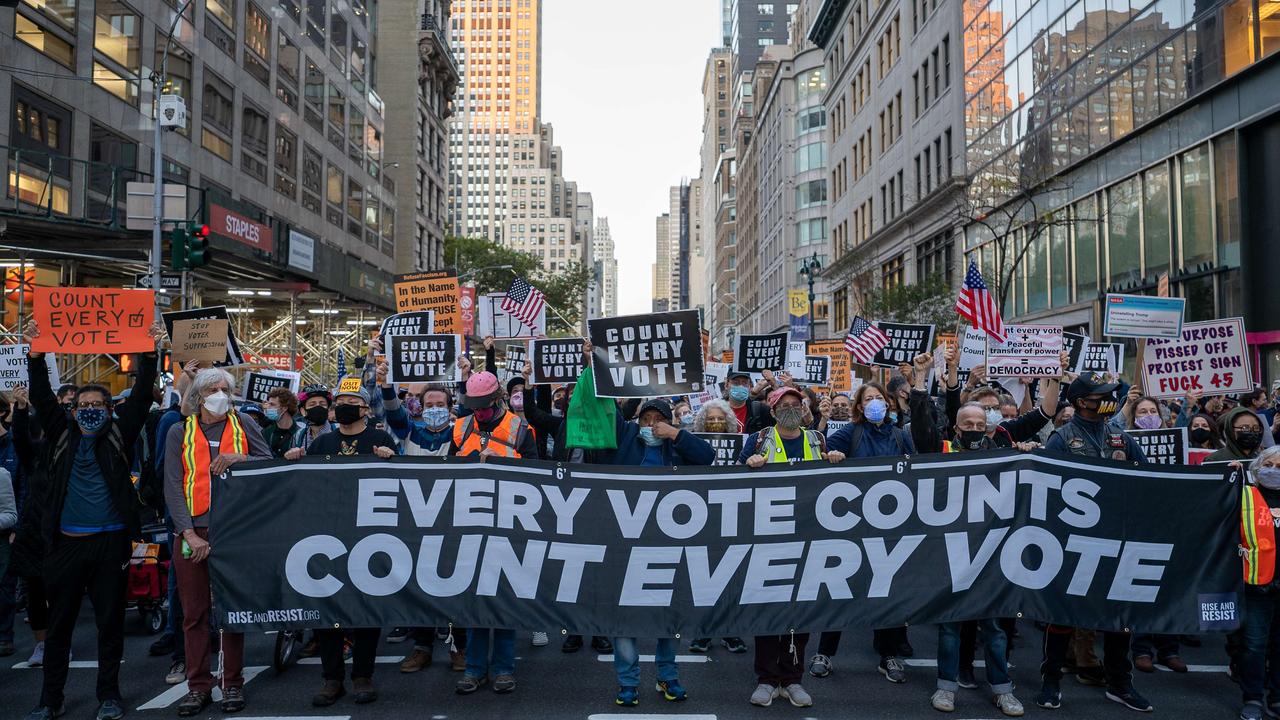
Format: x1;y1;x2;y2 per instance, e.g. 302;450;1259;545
877;14;903;79
878;91;904;153
911;36;952;120
913;129;955;198
880;169;906;225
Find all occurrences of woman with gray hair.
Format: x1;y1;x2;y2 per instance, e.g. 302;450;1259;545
164;368;272;716
1236;445;1280;720
692;398;741;434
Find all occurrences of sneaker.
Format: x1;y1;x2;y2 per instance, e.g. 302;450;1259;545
1035;683;1061;710
1161;655;1188;673
956;667;978;689
220;686;246;714
165;660;186;685
879;656;907;683
386;627;410;643
931;689;956;712
352;677;377;704
616;686;639;707
1242;703;1266;720
562;635;583;653
1106;687;1153;712
94;700;125;720
311;680;345;707
750;683;779;707
492;674;516;693
27;641;45;667
455;675;487;695
994;692;1025;717
723;636;748;653
177;691;211;717
688;637;711;653
591;636;613;653
149;634;175;656
1134;655;1155;673
23;706;65;720
531;631;549;647
449;648;466;672
656;678;687;701
808;653;833;678
1075;666;1106;686
399;648;432;673
780;683;813;708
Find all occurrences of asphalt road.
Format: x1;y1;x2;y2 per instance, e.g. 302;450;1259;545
1;609;1245;720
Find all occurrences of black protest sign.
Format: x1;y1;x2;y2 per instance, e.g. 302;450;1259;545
695;433;746;466
589;311;704;398
1129;427;1188;465
1063;332;1088;371
734;332;788;373
381;311;435;338
804;356;831;386
387;334;461;384
243;372;292;403
163;305;245;366
504;344;528;376
213;452;1242;637
1078;342;1124;374
871;323;936;368
531;338;585;385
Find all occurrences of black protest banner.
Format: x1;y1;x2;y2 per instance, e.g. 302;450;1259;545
386;334;461;384
871;323;936;368
211;452;1242;638
804;356;831;386
1063;332;1088;371
1078;342;1124;374
734;332;788;373
531;338;585;385
504;344;527;377
381;311;436;338
1129;427;1188;465
695;433;746;466
589;311;704;398
243;371;293;403
163;306;245;366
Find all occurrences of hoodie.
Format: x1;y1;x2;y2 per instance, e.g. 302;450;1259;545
1206;406;1267;462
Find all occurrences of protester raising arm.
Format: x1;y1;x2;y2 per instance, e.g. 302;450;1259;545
907;353;944;454
996;350;1069;443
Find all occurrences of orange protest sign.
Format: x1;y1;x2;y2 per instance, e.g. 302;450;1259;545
33;287;155;354
807;339;853;393
394;270;463;336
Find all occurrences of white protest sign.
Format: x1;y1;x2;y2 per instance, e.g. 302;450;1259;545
1141;317;1251;399
0;344;59;392
1103;294;1186;339
986;325;1064;378
784;341;807;378
478;293;546;339
704;361;730;387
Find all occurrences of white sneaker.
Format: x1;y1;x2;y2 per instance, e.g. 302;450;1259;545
808;653;833;678
780;683;813;707
931;688;956;712
750;683;779;707
994;692;1025;717
531;631;549;647
27;641;44;667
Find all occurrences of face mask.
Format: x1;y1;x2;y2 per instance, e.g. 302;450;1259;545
305;406;330;426
423;406;451;429
774;405;806;429
509;392;524;413
203;391;232;416
265;408;281;422
473;406;500;424
1079;396;1118;418
888;411;899;424
1256;467;1280;490
985;408;1003;428
551;407;564;418
1135;414;1163;430
705;419;729;433
638;426;664;446
404;396;423;418
76;407;109;434
1190;427;1214;444
679;412;694;427
729;386;751;403
334;404;364;425
1236;429;1263;451
958;429;986;451
864;398;888;423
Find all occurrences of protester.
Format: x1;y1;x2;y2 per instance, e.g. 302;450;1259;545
1237;446;1280;720
261;387;303;458
0;387;23;658
285;384;335;458
8;385;51;670
1238;389;1275;448
1208;406;1269;463
725;371;773;433
1188;413;1224;451
693;398;740;435
22;321;162;720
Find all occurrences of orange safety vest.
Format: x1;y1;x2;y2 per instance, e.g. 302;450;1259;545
180;413;249;518
1241;484;1277;586
452;413;524;458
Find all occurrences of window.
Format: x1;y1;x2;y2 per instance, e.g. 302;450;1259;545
797;107;826;135
796;179;827;209
274;124;297;198
306;0;325;46
201;72;234;161
156;37;192;133
1142;163;1171;279
15;15;75;69
326;162;342;206
916;231;954;286
329;10;347;71
244;2;271;84
882;255;905;290
1180;144;1214;269
206;0;235;29
797;68;827;99
758;3;775;13
276;30;300;107
23;0;77;31
797;218;827;246
93;0;140;103
795;142;825;173
1214;134;1241;266
1107;176;1141;287
241;105;269;181
303;58;324;130
278;0;300;23
346;178;362;235
1049;221;1070;307
1074;197;1100;300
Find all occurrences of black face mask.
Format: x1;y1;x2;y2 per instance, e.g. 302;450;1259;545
305;406;330;426
333;404;364;426
1189;427;1214;445
958;429;987;451
1236;429;1263;451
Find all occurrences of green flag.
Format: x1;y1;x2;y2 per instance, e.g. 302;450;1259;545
565;365;617;450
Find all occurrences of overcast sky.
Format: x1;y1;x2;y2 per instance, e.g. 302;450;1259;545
542;0;720;316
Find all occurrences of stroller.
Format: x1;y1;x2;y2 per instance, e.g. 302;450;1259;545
126;521;171;635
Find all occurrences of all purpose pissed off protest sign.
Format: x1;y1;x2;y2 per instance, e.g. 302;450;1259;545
32;287;156;354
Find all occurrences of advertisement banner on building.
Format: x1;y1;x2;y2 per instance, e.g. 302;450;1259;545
210;203;274;253
460;286;477;336
1142;317;1252;399
788;289;810;337
287;229;316;273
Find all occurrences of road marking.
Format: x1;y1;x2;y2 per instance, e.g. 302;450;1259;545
902;658;1226;674
214;717;350;720
12;660;107;669
588;715;717;720
297;655;405;665
596;654;709;664
137;665;266;710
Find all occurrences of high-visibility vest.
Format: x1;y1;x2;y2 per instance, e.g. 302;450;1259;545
757;426;822;463
180;413;249;518
1242;484;1277;586
452;413;525;458
942;440;955;453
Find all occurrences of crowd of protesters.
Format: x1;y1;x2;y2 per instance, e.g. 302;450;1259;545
3;321;1278;720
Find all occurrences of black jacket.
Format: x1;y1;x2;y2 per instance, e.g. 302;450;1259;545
738;399;774;434
30;352;156;548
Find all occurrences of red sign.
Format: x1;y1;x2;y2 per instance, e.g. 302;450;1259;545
32;287;156;354
460;286;477;336
245;352;304;371
210;204;274;252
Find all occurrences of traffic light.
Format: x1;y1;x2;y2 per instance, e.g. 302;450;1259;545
186;223;212;268
169;225;189;271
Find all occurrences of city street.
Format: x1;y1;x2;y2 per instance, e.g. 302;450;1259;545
1;609;1242;719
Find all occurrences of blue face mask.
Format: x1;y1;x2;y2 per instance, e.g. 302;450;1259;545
639;426;664;447
423;406;451;429
888;411;899;424
864;398;888;424
1257;467;1280;490
265;408;281;422
729;385;751;403
76;407;109;434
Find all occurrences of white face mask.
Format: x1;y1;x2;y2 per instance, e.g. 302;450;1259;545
204;390;232;416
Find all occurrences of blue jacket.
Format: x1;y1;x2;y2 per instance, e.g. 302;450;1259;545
606;410;716;467
827;419;916;458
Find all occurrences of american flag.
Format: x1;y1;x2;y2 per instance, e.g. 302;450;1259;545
844;316;890;365
501;276;546;327
336;347;347;379
955;260;1006;343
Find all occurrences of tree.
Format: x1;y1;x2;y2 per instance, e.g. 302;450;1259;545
859;273;957;328
443;235;593;336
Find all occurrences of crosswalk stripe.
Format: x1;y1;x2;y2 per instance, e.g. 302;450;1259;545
136;665;266;710
296;655;406;665
595;654;709;664
588;715;717;720
12;660;110;670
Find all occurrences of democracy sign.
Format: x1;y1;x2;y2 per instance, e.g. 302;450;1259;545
478;293;546;339
1129;427;1188;465
394;271;462;335
871;323;936;368
695;433;747;466
163;306;246;366
1078;341;1124;375
243;371;299;403
387;334;462;384
734;332;788;373
32;287;155;354
0;344;59;392
211;452;1242;637
531;338;585;385
381;311;435;338
986;325;1064;378
589;311;704;398
1141;317;1251;399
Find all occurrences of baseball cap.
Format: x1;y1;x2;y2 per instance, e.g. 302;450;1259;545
767;386;805;408
1066;372;1119;401
335;387;371;405
726;371;752;382
638;398;674;423
463;371;501;409
239;402;266;417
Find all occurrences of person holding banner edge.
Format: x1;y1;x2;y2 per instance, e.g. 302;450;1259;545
1236;446;1280;720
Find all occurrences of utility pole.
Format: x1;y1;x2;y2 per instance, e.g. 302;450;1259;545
799;253;822;342
150;0;195;320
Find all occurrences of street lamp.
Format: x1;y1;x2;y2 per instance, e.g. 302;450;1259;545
798;253;822;342
150;0;196;319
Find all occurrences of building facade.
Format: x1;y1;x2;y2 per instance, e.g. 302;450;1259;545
699;49;733;348
502;122;588;275
593;216;618;317
730;1;804;84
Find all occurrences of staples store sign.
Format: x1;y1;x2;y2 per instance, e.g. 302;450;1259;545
211;204;274;252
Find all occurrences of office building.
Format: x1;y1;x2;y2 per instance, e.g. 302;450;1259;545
593;217;618;318
699;48;733;350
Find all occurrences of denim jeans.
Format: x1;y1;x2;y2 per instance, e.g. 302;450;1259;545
612;637;678;689
1240;591;1280;705
465;628;516;678
938;620;1012;693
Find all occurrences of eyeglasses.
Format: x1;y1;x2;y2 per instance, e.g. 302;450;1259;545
77;401;107;409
